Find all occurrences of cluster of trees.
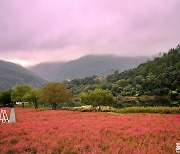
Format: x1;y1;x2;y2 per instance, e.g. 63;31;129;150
64;45;180;97
0;83;72;110
64;76;102;95
11;85;39;108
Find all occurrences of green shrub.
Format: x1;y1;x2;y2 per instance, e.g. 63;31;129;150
117;107;180;114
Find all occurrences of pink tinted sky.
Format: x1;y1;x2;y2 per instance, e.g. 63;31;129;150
0;0;180;66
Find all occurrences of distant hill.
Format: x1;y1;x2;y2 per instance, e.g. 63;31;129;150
0;60;46;91
28;62;66;81
29;55;148;81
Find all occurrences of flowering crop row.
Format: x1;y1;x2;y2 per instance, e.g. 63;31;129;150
0;108;180;153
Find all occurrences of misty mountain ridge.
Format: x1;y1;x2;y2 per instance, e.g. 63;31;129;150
29;55;148;82
28;61;66;81
0;60;46;90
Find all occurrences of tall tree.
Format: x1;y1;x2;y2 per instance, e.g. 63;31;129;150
0;90;13;107
40;82;72;110
23;89;40;109
81;89;113;111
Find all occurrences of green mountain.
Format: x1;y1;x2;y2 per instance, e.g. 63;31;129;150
105;46;180;96
29;55;147;81
0;60;46;91
64;45;180;97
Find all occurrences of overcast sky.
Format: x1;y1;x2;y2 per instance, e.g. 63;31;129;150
0;0;180;66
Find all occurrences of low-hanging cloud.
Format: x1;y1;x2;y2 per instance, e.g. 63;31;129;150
0;0;180;65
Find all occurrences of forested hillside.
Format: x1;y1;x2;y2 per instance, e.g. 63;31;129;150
64;45;180;97
0;60;46;90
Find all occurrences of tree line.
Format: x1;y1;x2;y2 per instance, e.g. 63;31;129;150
0;83;114;110
0;83;72;110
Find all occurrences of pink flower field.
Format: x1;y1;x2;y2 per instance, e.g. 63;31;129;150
0;108;180;154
